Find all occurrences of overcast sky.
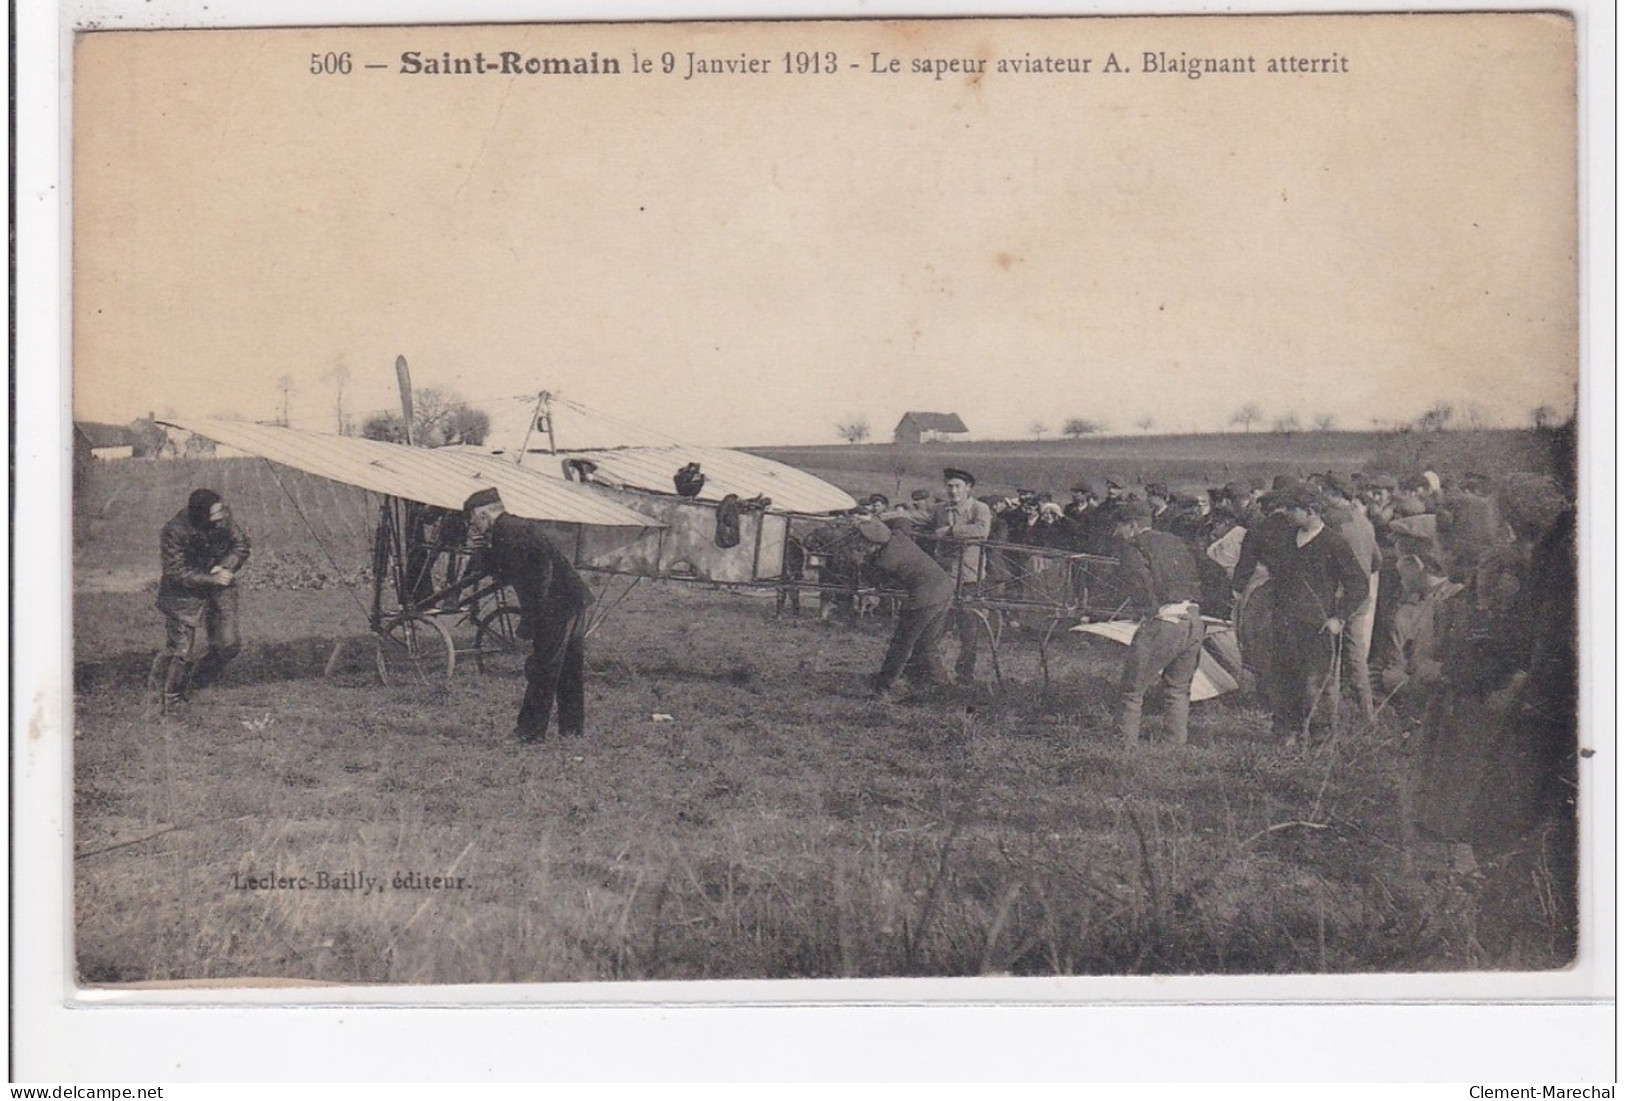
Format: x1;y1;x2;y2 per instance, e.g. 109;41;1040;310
73;14;1577;446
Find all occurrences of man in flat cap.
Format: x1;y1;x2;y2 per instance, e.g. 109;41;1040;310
1265;485;1371;742
871;489;932;537
465;487;594;742
1361;473;1399;537
156;488;252;713
1144;483;1174;532
1112;499;1206;746
1075;476;1124;557
1436;473;1508;581
853;519;955;698
1063;480;1097;526
931;467;993;684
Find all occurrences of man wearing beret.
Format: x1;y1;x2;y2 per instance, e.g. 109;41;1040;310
930;467;994;684
853;519;955;698
464;487;595;742
1113;500;1206;745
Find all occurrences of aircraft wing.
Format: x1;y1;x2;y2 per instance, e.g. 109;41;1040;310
1071;619;1240;702
547;443;856;514
164;418;661;528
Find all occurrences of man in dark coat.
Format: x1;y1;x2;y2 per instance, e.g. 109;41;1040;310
1077;476;1128;557
1113;500;1205;745
1227;489;1296;694
854;519;955;698
1265;485;1373;741
465;487;594;741
156;488;251;712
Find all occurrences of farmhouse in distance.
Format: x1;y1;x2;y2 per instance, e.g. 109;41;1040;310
893;411;968;446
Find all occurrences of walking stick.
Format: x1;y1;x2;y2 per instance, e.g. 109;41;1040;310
1301;629;1345;748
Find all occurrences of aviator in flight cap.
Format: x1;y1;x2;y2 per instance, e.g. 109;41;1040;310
463;487;504;512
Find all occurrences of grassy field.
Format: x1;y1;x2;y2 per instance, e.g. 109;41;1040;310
70;439;1574;985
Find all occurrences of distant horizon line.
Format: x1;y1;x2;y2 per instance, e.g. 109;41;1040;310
79;414;1569;454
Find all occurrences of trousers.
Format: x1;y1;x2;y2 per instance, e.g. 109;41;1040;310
950;582;982;683
161;587;241;699
1341;571;1379;720
875;600;951;690
1117;609;1205;745
1266;616;1339;736
517;610;586;740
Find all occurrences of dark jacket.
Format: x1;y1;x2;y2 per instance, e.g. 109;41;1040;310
156;508;251;616
487;513;594;632
1118;529;1202;617
1077;502;1123;558
1231;511;1297;591
1271;524;1370;628
872;530;955;610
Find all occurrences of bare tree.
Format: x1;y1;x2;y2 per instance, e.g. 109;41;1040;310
1313;413;1336;431
1062;416;1102;438
275;374;295;427
1029;420;1051;440
1271;412;1302;434
361;411;408;444
835;417;871;445
361;387;489;447
1457;402;1490;431
439;404;491;446
323;362;351;435
1229;403;1262;433
1415;400;1455;432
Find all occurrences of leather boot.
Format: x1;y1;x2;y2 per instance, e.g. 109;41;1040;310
1166;691;1191;746
162;657;192;712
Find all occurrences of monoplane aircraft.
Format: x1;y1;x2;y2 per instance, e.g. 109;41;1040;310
164;356;1238;701
162;357;865;683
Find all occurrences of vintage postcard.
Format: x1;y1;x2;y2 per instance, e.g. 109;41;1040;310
22;2;1613;1080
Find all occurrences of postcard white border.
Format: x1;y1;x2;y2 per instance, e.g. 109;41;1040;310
14;0;1617;1082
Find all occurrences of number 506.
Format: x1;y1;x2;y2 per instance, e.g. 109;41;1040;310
310;51;352;75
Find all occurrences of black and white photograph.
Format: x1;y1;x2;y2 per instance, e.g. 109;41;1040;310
16;1;1615;1081
63;9;1591;986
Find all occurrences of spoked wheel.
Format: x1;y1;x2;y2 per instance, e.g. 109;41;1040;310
375;612;456;686
472;606;528;678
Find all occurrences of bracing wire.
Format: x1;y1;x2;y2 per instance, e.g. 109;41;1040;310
547;395;696;450
259;458;377;629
